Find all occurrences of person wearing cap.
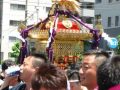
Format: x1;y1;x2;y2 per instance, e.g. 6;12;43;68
0;59;20;90
1;53;47;90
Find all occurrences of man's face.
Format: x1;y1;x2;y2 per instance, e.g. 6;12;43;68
79;55;97;88
20;56;35;82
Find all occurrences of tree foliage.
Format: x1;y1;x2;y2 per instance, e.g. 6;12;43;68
10;42;20;58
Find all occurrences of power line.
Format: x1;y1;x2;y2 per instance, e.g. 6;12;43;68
25;0;28;25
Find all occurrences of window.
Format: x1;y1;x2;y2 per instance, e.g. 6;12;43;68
9;36;17;42
10;4;25;10
95;14;101;20
81;17;94;24
86;17;94;24
9;36;18;43
96;0;102;3
10;20;21;26
108;17;111;27
86;3;94;9
80;2;94;9
95;14;101;24
108;0;112;3
115;16;119;26
46;7;50;13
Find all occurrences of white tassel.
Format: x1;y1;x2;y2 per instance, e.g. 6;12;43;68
55;17;59;31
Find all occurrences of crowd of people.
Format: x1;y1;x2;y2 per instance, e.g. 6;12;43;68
0;50;120;90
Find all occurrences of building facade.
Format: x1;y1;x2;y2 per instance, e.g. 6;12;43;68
80;0;120;36
95;0;120;49
80;0;120;49
80;0;95;28
95;0;120;37
0;0;51;60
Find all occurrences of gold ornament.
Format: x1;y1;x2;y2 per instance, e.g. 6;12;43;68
18;23;26;32
62;19;72;29
51;0;80;15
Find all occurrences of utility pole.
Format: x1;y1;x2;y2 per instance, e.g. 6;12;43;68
37;0;39;23
25;0;28;25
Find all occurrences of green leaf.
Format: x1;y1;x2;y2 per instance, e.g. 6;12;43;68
10;42;20;58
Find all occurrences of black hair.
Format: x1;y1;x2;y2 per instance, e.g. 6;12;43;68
83;49;110;68
83;49;110;58
31;53;48;63
2;59;16;71
31;63;67;90
67;70;80;81
97;55;120;90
